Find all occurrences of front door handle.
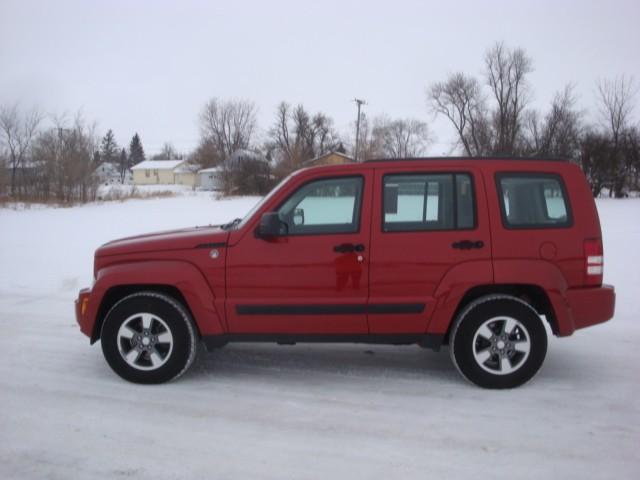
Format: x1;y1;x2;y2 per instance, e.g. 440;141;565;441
452;240;484;250
334;243;365;253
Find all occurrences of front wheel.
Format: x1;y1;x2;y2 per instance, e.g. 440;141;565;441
101;292;198;384
449;295;547;389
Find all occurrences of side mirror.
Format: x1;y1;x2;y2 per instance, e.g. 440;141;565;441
257;212;287;238
384;184;399;214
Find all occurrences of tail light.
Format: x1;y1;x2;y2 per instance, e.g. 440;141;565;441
584;238;603;286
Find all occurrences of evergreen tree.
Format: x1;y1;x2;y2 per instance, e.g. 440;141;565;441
100;129;118;164
129;133;145;165
118;148;129;183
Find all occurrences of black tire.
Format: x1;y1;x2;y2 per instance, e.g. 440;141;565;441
449;295;547;389
100;291;198;384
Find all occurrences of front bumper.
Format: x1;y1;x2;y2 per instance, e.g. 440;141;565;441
75;288;93;338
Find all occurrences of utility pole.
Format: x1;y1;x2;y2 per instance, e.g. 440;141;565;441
353;98;366;162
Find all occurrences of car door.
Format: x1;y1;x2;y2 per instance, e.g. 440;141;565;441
368;165;492;333
225;172;373;334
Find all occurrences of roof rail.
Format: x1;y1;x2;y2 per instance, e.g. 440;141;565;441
364;156;571;163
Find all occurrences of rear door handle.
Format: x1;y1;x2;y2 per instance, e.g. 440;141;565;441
334;243;365;253
452;240;484;250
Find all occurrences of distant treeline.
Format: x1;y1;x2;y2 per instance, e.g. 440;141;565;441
1;42;638;202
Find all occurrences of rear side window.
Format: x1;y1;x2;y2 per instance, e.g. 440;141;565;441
383;173;475;232
497;174;571;228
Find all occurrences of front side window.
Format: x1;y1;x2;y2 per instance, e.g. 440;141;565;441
277;176;363;235
498;174;570;228
383;173;475;232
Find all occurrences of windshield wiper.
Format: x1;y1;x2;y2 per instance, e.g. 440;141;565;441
221;218;242;230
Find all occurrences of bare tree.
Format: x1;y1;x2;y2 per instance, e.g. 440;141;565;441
189;138;218;170
199;98;257;167
485;42;533;155
597;76;636;147
151;142;182;160
352;114;431;160
579;129;611;197
32;114;99;203
428;43;533;157
310;112;341;157
353;113;384;160
429;73;491;156
597;76;637;196
0;147;7;196
267;102;341;177
427;42;638;196
0;104;43;196
267;102;306;175
373;116;431;158
524;84;582;158
268;102;292;166
621;126;640;192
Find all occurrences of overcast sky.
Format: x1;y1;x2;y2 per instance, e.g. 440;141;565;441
1;0;639;156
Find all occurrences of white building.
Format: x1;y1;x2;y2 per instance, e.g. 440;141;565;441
95;162;131;185
198;167;223;190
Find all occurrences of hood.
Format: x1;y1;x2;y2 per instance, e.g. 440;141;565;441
96;226;229;257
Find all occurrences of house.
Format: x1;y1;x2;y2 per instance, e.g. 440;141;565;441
131;159;187;185
303;151;354;167
95;162;131;185
198;167;223;191
1;160;44;195
174;163;199;187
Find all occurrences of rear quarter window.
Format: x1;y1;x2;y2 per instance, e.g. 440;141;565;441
497;173;571;228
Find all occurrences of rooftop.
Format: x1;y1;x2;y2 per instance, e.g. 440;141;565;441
199;167;222;173
131;159;185;171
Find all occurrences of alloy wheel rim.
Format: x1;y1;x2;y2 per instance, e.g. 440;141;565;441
117;313;174;371
472;316;531;375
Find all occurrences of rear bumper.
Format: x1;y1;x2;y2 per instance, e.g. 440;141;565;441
557;284;615;335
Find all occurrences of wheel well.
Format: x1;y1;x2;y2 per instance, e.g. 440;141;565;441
91;284;199;343
444;284;558;343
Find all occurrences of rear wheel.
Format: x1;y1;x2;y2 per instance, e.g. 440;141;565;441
449;295;547;389
101;292;197;384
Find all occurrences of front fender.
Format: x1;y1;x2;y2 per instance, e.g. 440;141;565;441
81;260;225;341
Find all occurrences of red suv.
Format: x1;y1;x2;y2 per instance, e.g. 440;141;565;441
76;158;615;388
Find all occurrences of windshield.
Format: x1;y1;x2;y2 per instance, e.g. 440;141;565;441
235;172;297;229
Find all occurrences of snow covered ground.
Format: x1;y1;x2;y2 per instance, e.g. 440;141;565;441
0;194;638;479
